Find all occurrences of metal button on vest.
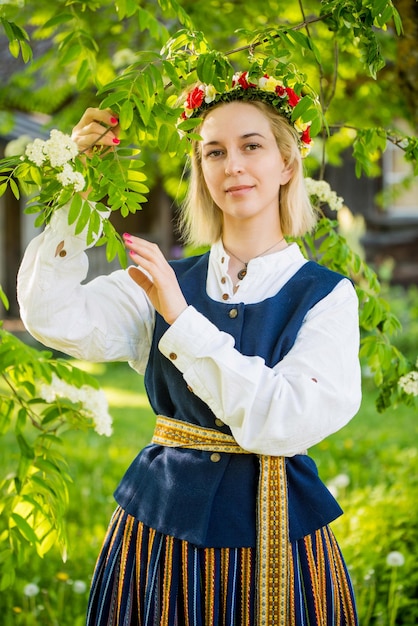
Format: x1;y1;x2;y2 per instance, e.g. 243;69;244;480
228;308;238;319
215;418;224;427
210;452;221;463
169;352;177;360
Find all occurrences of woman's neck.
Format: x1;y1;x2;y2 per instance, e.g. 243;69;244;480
221;229;286;262
221;227;288;286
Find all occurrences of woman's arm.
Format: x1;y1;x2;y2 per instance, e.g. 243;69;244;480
158;279;361;456
17;108;156;371
17;206;155;371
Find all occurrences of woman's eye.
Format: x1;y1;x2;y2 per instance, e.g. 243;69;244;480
205;150;223;158
245;143;261;151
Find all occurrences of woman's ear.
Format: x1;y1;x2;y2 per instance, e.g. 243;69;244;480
280;165;293;185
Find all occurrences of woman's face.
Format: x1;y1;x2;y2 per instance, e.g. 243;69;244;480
199;101;292;231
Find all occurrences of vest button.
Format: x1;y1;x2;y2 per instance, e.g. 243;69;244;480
210;452;221;463
228;308;238;319
215;418;224;427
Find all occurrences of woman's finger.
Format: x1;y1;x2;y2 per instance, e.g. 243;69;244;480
127;266;153;295
71;108;120;153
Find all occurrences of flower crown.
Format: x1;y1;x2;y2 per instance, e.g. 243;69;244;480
180;71;314;157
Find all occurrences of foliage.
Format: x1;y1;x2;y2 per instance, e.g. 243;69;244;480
0;324;112;590
0;0;417;595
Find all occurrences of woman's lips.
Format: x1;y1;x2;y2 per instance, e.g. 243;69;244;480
226;185;254;196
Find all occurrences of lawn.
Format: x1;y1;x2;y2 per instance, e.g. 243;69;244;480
1;357;417;625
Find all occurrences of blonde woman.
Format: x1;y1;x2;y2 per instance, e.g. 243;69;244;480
18;70;361;625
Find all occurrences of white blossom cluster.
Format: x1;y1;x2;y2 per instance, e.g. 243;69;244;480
398;367;418;397
38;373;113;436
24;129;85;192
56;162;85;192
305;177;344;212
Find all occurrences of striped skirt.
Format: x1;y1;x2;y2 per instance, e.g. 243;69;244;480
86;506;358;626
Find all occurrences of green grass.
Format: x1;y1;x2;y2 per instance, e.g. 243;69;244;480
1;360;417;625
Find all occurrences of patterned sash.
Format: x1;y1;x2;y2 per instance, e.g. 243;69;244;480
152;415;289;626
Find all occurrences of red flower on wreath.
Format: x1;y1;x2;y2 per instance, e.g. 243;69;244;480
186;86;205;109
301;128;312;144
275;85;286;97
234;71;257;90
285;87;300;107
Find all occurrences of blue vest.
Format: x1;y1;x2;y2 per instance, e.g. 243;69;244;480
114;254;345;547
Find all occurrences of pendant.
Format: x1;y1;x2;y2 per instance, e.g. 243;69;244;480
237;266;247;280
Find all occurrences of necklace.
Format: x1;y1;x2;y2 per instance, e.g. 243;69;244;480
223;237;285;281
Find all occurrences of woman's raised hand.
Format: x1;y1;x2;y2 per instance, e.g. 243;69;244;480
71;107;120;156
124;234;188;326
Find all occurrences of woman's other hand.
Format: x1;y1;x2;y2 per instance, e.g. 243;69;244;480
71;107;120;156
124;234;188;325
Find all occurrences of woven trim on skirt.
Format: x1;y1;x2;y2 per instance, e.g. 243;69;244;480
86;507;358;626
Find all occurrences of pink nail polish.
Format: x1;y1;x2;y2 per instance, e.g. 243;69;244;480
110;117;119;125
112;137;120;144
123;232;132;241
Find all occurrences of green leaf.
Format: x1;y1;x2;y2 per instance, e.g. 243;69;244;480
8;39;20;58
162;60;181;89
132;95;151;127
291;95;313;120
177;118;201;131
119;100;134;130
20;40;33;63
16;433;34;460
68;193;82;225
9;178;19;199
0;398;13;435
1;18;15;41
10;514;38;545
100;91;127;110
42;13;75;29
75;201;92;235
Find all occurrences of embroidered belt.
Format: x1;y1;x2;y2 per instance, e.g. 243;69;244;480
152;415;289;626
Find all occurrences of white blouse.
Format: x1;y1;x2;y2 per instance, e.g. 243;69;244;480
17;207;362;456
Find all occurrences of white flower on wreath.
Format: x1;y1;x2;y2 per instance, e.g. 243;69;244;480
204;84;217;103
258;75;282;93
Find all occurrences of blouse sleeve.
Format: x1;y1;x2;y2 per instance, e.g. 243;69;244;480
158;279;361;456
17;206;155;373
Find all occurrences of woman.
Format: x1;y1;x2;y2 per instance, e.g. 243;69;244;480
17;70;361;625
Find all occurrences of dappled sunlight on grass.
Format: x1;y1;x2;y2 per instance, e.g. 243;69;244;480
70;360;108;376
103;386;150;408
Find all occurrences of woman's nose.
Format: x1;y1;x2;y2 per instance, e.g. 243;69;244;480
225;151;244;175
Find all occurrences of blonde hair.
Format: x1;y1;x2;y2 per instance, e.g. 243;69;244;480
178;100;317;247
